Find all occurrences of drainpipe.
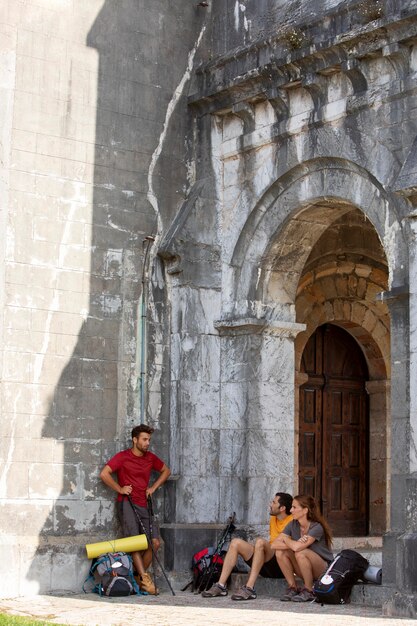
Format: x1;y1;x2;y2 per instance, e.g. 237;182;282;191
138;235;155;423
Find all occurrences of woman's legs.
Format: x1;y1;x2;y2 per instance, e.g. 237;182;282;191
275;550;302;588
294;549;327;590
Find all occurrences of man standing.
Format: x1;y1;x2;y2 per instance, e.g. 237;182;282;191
202;492;293;600
100;424;171;595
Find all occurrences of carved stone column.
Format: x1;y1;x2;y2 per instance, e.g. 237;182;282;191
294;371;309;488
214;318;305;528
365;379;390;534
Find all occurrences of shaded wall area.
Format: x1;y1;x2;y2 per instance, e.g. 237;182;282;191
0;0;206;595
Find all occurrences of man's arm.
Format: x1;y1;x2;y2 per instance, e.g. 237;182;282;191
270;533;291;551
100;464;132;495
271;531;315;552
146;464;171;498
279;532;315;552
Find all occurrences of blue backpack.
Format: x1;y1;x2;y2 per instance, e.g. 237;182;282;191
83;552;142;597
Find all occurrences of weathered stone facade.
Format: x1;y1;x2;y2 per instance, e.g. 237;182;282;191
1;0;417;617
0;0;204;597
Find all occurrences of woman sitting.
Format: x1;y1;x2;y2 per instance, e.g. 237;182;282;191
273;494;333;602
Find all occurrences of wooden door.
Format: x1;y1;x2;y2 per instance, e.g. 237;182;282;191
299;324;369;536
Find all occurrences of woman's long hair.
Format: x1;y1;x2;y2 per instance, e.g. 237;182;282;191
293;495;333;547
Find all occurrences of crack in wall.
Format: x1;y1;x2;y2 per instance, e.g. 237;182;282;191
144;24;207;432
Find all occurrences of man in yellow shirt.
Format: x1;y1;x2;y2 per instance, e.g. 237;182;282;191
202;492;293;601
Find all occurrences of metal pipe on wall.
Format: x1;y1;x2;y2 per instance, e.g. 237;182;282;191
138;235;155;423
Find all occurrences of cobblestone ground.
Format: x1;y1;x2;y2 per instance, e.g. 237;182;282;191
0;592;415;626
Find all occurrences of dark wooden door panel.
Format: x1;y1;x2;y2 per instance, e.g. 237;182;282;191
299;382;322;505
324;386;367;535
300;324;369;536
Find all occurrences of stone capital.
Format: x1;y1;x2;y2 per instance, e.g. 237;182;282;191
214;317;306;338
366;379;390;395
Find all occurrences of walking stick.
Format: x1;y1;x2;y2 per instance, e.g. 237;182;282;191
146;495;158;592
197;512;236;593
127;495;176;596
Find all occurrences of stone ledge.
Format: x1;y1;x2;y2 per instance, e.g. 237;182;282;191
190;8;417;111
229;573;391;607
384;592;417;618
214;317;306;337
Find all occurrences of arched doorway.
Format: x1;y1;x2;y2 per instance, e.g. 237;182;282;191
299;323;369;536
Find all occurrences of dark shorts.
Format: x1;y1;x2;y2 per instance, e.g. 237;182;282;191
117;500;159;542
245;554;284;578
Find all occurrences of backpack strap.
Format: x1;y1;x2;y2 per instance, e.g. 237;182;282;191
82;572;95;594
83;555;111;594
124;554;143;595
129;573;142;595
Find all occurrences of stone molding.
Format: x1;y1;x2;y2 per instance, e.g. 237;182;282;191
157;179;208;275
376;285;409;304
395;136;417;199
366;379;391;395
189;7;417;116
214;317;305;337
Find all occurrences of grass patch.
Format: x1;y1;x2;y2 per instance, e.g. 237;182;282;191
0;615;68;626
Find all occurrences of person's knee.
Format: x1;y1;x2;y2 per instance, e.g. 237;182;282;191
275;551;286;563
254;538;267;552
152;538;160;551
294;551;308;564
229;538;243;552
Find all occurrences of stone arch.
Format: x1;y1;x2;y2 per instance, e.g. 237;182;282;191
223;158;405;536
226;158;409;322
295;269;389;379
293;209;391;535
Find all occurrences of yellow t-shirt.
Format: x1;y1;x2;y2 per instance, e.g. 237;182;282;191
269;514;293;543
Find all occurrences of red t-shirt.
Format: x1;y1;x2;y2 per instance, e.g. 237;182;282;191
107;448;164;507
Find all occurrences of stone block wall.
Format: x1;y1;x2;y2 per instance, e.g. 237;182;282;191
0;0;205;596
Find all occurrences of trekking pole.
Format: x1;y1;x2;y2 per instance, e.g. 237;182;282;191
198;512;236;593
146;495;158;593
127;495;176;596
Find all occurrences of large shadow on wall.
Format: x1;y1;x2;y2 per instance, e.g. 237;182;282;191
27;0;204;590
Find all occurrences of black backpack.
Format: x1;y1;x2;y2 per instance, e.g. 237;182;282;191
83;552;141;597
313;549;369;604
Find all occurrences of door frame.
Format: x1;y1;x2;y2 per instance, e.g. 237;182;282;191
295;322;390;536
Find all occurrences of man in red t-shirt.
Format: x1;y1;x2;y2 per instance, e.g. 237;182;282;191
100;424;171;595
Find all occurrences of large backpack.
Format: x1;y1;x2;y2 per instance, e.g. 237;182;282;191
83;552;141;597
313;549;369;604
188;546;225;593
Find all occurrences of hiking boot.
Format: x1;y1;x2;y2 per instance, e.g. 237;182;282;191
139;572;158;595
280;586;299;602
231;585;257;601
201;582;228;597
292;587;315;602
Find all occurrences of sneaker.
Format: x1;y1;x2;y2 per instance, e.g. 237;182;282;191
202;582;228;597
231;585;257;601
139;572;158;595
292;587;315;602
280;586;299;602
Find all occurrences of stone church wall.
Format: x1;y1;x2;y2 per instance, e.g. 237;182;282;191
2;0;417;613
0;0;205;596
164;0;417;614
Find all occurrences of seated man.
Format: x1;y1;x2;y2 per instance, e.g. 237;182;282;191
202;492;293;601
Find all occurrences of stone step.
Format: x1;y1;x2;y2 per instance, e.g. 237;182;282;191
162;536;385;606
229;573;390;607
332;536;383;567
229;538;385;606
